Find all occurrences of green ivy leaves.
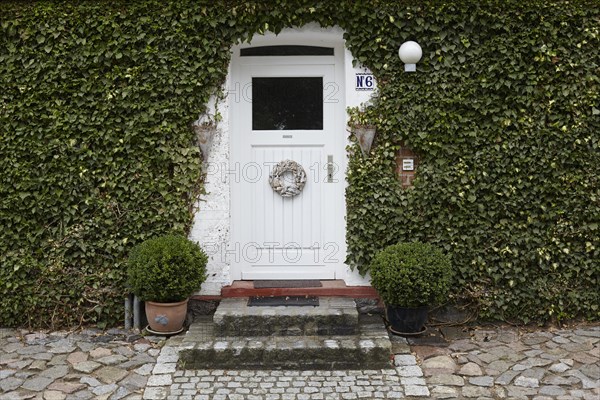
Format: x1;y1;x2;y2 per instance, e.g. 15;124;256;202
0;0;213;328
341;0;599;323
0;0;597;327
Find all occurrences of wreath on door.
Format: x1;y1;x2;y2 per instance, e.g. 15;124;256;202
269;160;307;197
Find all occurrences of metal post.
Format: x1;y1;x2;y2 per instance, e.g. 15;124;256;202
133;295;141;330
124;295;133;330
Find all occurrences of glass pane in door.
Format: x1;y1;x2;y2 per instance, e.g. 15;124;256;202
252;77;323;130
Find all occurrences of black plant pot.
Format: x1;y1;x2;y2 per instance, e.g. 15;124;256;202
385;305;428;334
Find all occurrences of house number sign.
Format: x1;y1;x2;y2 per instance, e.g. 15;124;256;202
355;73;375;91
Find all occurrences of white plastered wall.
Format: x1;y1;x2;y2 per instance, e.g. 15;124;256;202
190;24;375;295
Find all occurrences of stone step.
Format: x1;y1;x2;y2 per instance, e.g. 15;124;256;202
213;297;359;336
178;316;393;370
220;280;379;298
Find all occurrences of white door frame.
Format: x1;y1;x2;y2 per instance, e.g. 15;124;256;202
229;29;347;281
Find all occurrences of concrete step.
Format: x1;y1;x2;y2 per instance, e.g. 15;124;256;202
213;297;359;336
178;315;393;370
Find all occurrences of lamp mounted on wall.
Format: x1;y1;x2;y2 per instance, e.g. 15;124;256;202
398;41;422;72
191;113;218;160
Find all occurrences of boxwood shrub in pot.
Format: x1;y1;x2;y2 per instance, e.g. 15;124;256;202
127;235;208;333
370;242;452;334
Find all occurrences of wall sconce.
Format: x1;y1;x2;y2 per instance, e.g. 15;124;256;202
352;125;377;157
191;114;218;160
398;41;422;72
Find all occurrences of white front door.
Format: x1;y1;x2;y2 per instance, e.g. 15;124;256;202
231;50;345;280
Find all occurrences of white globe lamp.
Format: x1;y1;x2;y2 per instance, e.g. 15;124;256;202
398;41;422;72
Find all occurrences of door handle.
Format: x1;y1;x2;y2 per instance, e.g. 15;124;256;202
327;155;334;183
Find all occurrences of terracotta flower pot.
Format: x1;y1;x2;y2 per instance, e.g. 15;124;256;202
145;299;188;334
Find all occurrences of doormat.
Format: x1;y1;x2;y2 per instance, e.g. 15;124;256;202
248;296;319;307
253;280;323;289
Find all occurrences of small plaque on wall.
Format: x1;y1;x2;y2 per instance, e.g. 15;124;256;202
396;145;419;188
402;159;414;171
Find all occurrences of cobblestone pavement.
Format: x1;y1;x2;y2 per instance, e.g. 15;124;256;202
0;328;161;400
1;324;599;399
414;325;600;400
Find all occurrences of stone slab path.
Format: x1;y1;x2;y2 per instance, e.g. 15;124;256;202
0;328;162;400
414;325;600;400
1;324;599;399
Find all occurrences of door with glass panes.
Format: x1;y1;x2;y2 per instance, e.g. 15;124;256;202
231;48;345;280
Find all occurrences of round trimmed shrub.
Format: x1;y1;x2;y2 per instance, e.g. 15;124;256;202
127;235;208;302
370;242;453;307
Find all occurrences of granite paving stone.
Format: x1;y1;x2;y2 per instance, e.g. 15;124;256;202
404;384;429;397
0;376;24;392
9;360;34;369
430;385;459;398
17;345;46;355
48;355;68;366
469;375;494;387
72;360;102;373
549;362;571;373
31;353;54;361
393;354;416;366
458;361;483;376
66;352;88;365
40;365;70;380
90;348;113;359
134;364;155;377
43;389;67;400
28;360;47;370
91;382;118;396
96;366;130;384
428;373;465;386
0;391;36;400
580;364;600;380
97;355;129;366
47;381;86;394
21;376;54;391
120;373;149;390
555;375;585;388
422;355;456;370
0;371;16;380
48;346;77;355
461;385;492;397
539;385;567;396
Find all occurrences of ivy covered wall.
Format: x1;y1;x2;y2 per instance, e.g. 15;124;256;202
1;0;598;328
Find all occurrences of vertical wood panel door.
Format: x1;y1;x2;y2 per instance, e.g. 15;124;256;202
231;52;345;280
